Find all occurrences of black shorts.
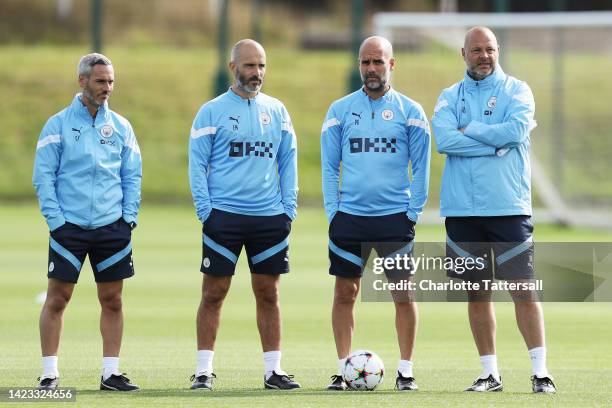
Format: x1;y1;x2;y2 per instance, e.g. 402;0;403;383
201;209;291;276
48;218;134;283
328;211;415;278
445;215;534;282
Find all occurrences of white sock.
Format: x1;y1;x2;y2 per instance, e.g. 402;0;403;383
479;354;500;381
338;358;347;376
196;350;214;376
529;347;550;378
102;357;120;381
42;356;59;379
397;360;414;378
264;351;284;380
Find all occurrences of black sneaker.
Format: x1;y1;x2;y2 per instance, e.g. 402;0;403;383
326;375;347;391
190;372;216;390
464;374;503;392
37;376;59;390
395;372;418;391
532;376;556;393
264;371;301;390
100;373;140;391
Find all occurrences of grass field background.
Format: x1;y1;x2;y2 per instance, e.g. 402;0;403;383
2;204;612;407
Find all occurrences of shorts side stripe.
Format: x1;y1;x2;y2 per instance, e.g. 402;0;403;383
384;241;414;259
251;237;289;265
496;236;533;266
203;234;238;264
329;240;363;267
49;237;82;271
96;243;132;272
446;237;489;268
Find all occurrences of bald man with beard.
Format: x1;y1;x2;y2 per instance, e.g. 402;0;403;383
321;36;431;391
432;27;556;393
188;39;300;390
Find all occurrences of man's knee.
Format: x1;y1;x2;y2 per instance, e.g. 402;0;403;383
44;292;71;314
203;278;231;307
334;279;359;305
252;281;279;306
99;291;123;313
44;281;74;314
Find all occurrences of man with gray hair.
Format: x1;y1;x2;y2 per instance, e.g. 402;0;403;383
189;39;299;390
321;36;431;391
33;53;142;391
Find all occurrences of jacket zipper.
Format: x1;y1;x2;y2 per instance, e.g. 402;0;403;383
89;111;98;228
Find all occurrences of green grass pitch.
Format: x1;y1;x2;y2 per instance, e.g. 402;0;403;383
2;204;612;407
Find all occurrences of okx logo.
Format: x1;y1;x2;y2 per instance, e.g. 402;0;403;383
229;141;274;159
349;137;397;153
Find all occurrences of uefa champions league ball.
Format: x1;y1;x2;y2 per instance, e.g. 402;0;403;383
342;350;384;390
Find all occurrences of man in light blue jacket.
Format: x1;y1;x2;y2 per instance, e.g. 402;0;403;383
322;36;430;391
432;27;555;394
32;53;141;392
189;39;299;391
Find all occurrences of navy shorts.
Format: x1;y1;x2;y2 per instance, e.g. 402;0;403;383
48;218;134;283
201;209;291;276
445;215;534;282
328;211;415;278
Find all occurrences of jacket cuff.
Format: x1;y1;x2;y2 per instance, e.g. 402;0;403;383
406;209;418;224
47;215;66;232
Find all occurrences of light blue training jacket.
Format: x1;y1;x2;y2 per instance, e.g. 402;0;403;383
321;87;431;223
33;94;142;231
189;88;298;222
432;67;536;217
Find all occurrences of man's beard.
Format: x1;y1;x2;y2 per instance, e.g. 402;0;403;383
362;74;387;91
236;70;262;94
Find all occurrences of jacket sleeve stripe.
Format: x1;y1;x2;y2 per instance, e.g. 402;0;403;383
191;126;217;139
36;134;61;150
407;118;430;132
322;118;340;132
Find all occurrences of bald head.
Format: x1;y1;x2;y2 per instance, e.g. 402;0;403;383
230;39;266;64
462;26;499;81
359;36;393;59
464;26;498;50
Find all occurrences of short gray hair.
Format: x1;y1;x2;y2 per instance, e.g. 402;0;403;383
77;53;112;77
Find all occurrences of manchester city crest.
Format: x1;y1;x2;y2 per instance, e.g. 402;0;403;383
381;109;394;121
260;112;271;125
100;125;114;138
487;96;497;108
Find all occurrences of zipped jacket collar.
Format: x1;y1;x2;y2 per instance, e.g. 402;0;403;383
70;93;109;122
463;66;506;90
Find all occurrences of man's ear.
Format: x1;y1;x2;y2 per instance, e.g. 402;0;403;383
78;74;88;88
389;58;395;71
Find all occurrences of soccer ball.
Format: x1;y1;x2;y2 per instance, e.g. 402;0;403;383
342;350;384;390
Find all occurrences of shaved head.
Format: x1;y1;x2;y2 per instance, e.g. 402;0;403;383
462;26;499;81
359;36;394;59
464;26;498;50
230;39;266;64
